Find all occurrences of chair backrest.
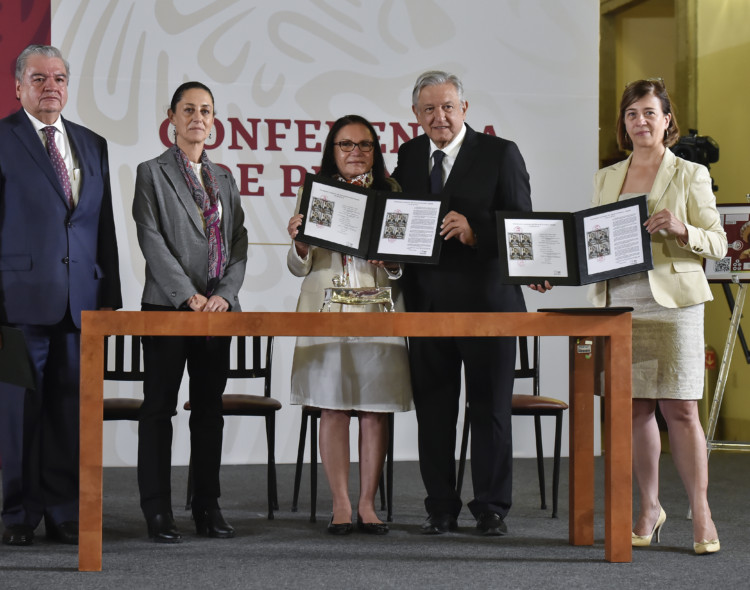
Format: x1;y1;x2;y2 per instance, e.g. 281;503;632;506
104;335;145;381
228;336;274;398
102;335;145;421
104;335;274;396
514;336;540;396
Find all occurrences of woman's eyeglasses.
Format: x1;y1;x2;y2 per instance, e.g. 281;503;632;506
334;140;375;152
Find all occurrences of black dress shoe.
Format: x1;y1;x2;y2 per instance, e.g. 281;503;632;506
45;519;79;545
193;508;235;538
476;512;508;536
146;512;182;543
420;513;458;535
2;524;35;546
356;515;389;535
327;514;353;535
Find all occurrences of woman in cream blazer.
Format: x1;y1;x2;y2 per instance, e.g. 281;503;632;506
591;79;726;555
590;148;725;309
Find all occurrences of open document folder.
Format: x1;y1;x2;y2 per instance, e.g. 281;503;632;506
497;195;653;286
295;174;449;264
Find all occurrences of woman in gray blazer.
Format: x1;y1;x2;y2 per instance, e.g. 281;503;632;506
132;82;248;543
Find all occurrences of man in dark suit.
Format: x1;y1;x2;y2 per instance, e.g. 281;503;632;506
392;71;545;536
0;45;122;546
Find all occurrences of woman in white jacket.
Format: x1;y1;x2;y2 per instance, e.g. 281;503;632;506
286;115;412;535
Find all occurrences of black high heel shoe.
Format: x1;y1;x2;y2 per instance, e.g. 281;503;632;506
327;514;353;535
193;508;235;538
357;515;389;535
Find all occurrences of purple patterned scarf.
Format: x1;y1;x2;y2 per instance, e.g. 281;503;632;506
172;144;227;295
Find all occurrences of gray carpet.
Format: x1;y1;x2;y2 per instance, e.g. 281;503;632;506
1;454;748;589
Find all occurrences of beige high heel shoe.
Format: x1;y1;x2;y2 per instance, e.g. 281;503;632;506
694;538;720;554
631;506;666;547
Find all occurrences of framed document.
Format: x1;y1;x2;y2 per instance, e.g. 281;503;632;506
497;195;653;285
705;203;750;283
295;174;448;264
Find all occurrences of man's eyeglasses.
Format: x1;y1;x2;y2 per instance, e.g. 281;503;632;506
334;140;375;152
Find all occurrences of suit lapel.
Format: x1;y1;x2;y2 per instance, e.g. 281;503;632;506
64;118;93;213
11;110;69;206
407;134;431;193
648;149;677;213
601;151;677;212
600;155;631;205
443;124;477;195
215;167;232;237
159;151;206;235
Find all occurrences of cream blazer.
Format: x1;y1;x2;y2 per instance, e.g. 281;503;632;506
588;149;727;309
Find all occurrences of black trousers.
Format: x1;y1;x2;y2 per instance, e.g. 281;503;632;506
409;335;516;519
137;304;230;518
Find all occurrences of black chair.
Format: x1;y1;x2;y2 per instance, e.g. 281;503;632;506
184;336;281;519
103;334;145;421
102;334;281;519
456;336;568;517
291;407;394;523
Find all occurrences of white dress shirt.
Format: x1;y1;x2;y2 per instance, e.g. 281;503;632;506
427;122;467;185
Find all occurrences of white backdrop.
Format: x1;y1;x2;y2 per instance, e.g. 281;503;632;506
52;0;600;466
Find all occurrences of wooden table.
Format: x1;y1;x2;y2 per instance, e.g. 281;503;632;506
78;310;632;570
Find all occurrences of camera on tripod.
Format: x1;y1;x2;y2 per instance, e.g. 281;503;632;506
670;129;719;191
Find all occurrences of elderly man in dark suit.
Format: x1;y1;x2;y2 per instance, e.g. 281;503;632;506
392;71;547;536
0;45;121;546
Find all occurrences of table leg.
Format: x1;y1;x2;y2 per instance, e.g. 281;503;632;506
79;333;104;571
604;334;632;562
569;336;595;546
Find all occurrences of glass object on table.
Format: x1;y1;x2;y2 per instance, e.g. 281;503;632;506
319;274;394;312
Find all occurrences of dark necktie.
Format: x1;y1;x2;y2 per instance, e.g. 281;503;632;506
43;126;74;209
430;150;445;194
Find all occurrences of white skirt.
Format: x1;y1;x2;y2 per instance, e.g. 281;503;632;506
608;272;704;400
290;253;413;412
290;334;413;412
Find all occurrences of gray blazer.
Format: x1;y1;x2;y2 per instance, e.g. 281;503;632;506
133;148;248;310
